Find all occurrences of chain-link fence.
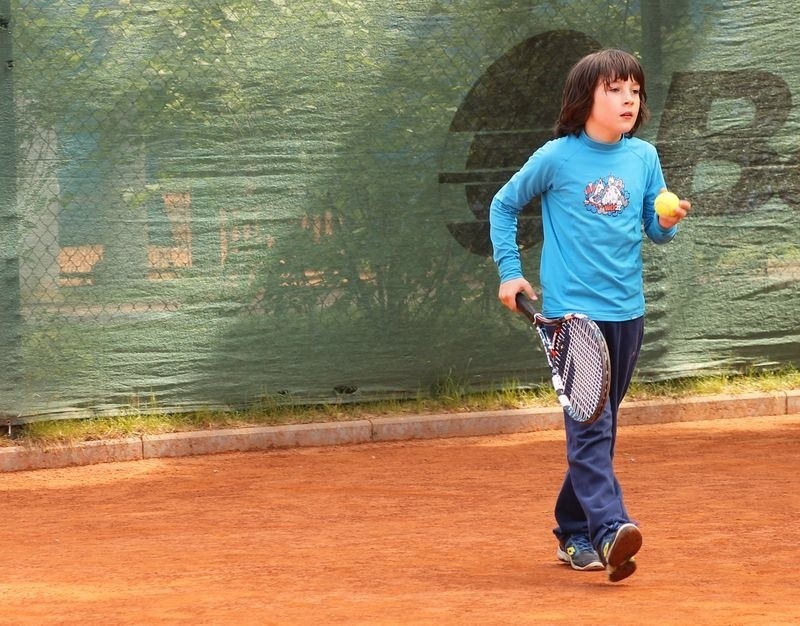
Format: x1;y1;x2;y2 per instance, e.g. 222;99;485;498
2;0;798;422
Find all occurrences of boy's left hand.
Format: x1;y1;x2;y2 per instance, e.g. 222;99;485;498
659;196;691;228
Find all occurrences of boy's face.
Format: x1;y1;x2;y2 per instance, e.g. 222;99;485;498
584;75;640;143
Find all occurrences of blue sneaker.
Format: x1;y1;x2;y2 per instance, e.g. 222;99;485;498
600;523;642;582
557;534;604;571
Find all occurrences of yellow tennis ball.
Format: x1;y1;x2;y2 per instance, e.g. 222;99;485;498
654;191;680;217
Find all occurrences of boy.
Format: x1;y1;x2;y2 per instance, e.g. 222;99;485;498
489;49;690;582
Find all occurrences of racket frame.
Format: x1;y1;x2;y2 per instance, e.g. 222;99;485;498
515;293;610;424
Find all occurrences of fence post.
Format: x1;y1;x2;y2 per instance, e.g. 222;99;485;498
640;0;665;104
0;0;22;420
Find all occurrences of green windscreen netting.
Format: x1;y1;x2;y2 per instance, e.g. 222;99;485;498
1;0;798;422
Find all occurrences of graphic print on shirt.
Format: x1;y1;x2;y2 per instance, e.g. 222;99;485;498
584;175;629;216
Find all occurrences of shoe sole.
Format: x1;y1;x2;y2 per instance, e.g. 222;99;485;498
556;547;604;571
605;524;642;583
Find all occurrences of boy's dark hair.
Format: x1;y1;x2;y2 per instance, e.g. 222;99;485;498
554;49;649;138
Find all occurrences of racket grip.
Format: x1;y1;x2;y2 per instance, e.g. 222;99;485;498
515;292;539;323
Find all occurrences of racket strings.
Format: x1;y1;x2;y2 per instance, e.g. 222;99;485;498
552;318;609;421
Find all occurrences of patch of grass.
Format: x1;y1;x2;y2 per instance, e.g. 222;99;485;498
627;367;800;399
3;368;798;448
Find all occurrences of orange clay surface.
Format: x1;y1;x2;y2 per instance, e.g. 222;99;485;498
2;413;800;625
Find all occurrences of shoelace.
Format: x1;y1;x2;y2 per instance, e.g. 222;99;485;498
569;535;596;554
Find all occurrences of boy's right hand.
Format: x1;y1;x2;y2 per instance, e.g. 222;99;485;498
498;277;536;311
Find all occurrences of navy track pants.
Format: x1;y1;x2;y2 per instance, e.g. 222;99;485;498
551;316;645;549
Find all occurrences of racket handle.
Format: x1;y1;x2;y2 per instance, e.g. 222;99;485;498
515;292;539;324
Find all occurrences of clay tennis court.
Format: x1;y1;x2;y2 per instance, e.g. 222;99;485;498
2;413;800;625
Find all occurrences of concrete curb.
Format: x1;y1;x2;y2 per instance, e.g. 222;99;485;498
1;390;798;473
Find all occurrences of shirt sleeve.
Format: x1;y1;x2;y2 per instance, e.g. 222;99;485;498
642;150;678;244
489;149;550;282
489;197;523;282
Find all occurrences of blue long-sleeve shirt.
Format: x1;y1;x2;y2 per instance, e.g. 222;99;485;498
490;131;677;321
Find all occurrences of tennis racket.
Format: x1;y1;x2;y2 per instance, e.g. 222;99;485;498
515;293;610;424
